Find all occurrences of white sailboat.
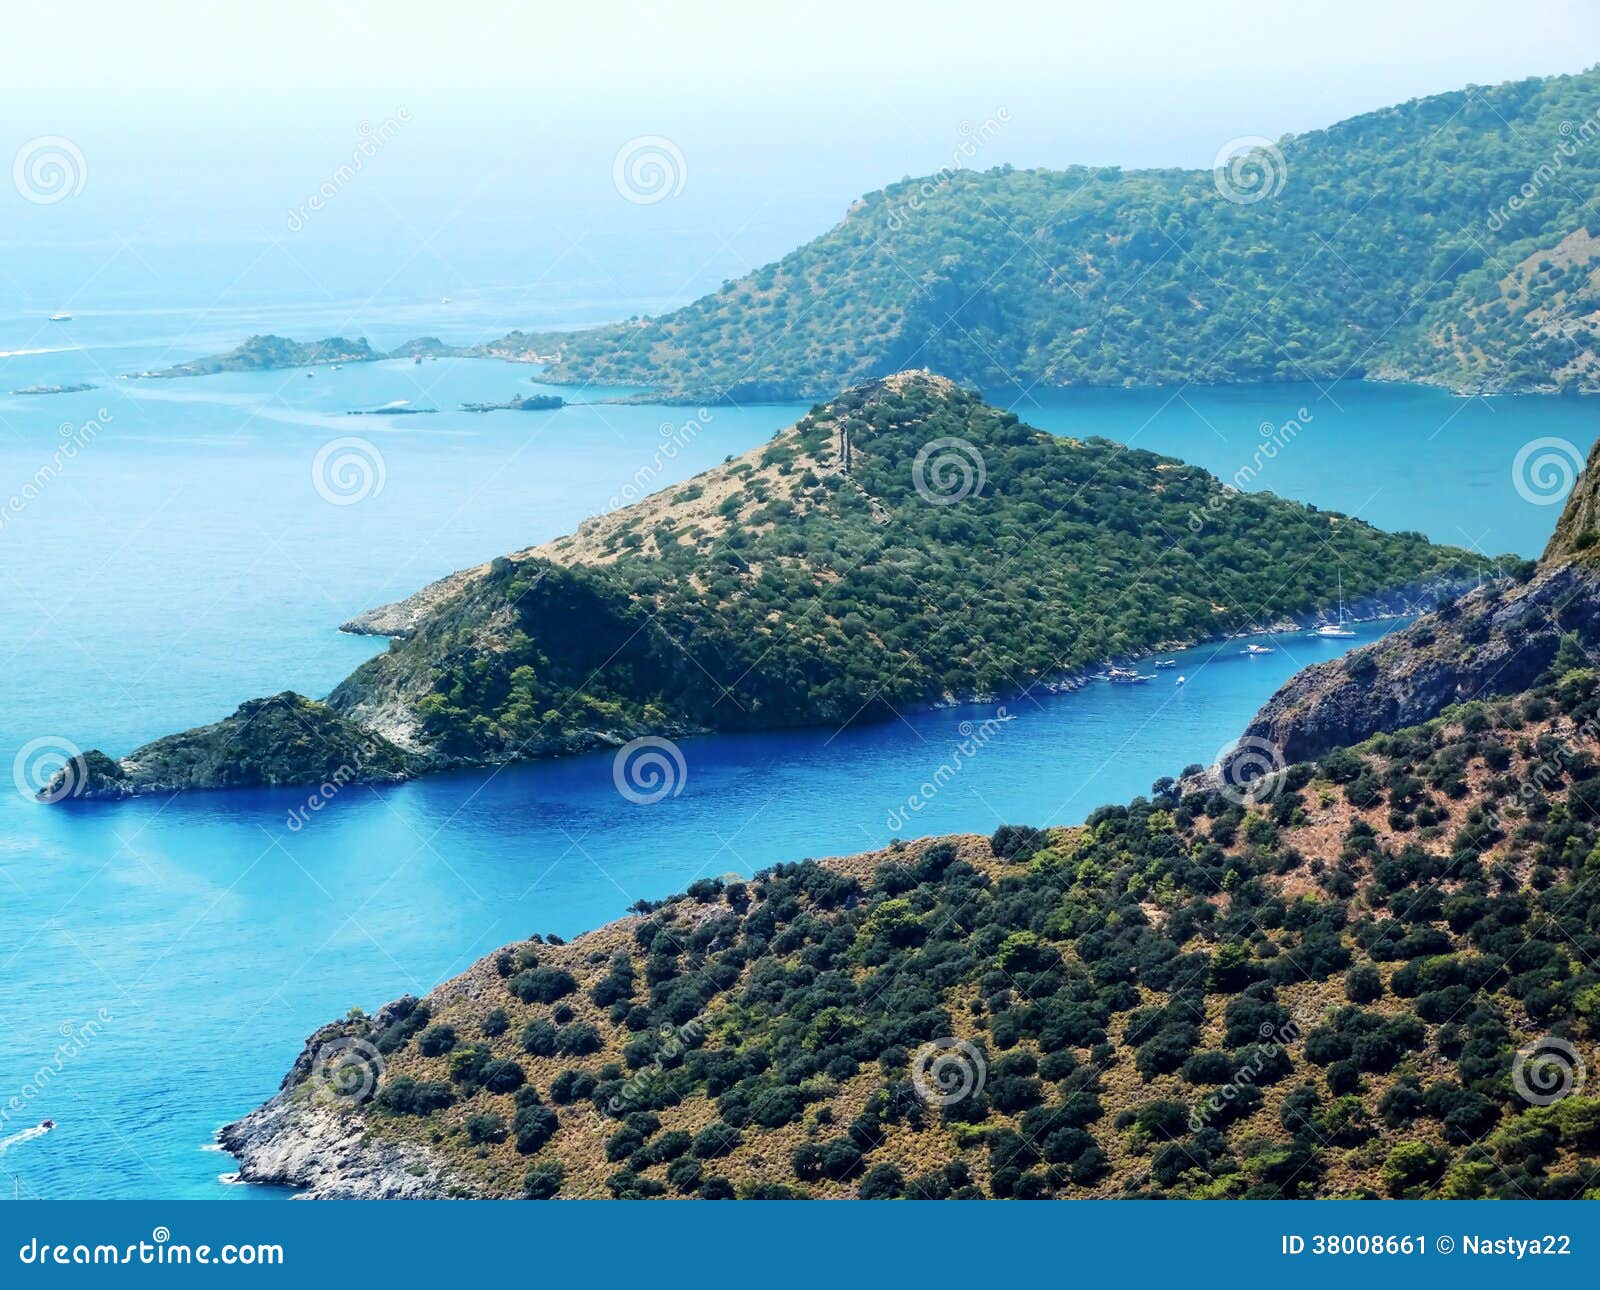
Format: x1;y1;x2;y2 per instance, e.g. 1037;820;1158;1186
1309;570;1357;638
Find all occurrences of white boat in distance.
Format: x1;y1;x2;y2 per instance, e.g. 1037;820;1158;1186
1106;667;1153;685
1241;643;1275;656
1309;570;1357;638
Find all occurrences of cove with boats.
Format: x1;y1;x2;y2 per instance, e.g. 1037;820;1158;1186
0;305;1591;1197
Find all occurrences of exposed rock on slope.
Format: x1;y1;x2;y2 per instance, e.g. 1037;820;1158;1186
1242;438;1600;766
220;1001;461;1198
45;692;419;802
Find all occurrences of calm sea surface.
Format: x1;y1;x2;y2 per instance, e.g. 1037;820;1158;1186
0;303;1589;1197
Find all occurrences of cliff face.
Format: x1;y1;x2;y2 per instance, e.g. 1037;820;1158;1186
219;1000;462;1199
1243;447;1600;765
1544;435;1600;566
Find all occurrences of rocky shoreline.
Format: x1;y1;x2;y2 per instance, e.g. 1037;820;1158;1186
219;1003;465;1199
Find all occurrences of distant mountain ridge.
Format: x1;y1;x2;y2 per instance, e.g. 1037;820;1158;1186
498;67;1600;400
150;70;1600;402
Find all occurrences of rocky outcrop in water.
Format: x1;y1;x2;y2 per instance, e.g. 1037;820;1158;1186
45;692;420;801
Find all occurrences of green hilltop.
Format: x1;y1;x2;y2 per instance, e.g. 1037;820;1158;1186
52;373;1489;797
501;69;1600;401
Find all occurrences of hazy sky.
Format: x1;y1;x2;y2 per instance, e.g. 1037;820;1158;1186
3;1;1597;318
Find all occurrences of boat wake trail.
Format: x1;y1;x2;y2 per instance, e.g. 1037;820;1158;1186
0;1125;50;1156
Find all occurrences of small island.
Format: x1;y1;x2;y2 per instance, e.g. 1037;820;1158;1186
130;335;382;379
460;394;565;413
346;404;437;416
11;383;97;396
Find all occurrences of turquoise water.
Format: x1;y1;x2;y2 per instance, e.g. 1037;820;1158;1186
0;311;1591;1198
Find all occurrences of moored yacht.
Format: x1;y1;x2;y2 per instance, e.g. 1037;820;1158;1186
1309;570;1357;637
